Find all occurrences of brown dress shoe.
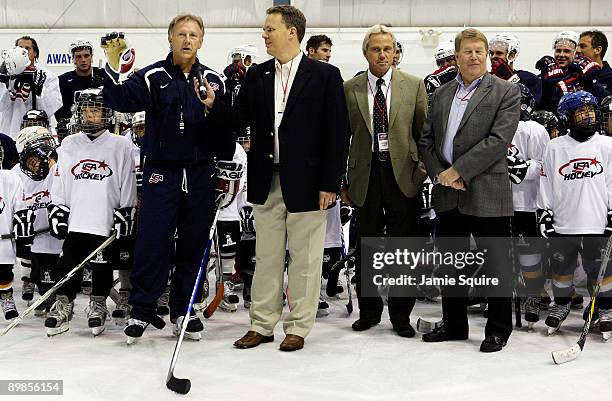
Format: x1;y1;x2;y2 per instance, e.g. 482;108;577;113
233;331;274;349
279;334;304;351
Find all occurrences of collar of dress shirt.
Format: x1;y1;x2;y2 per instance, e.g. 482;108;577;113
455;73;484;91
367;67;393;90
275;51;303;72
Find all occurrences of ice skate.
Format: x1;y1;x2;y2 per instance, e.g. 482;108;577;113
111;289;131;325
125;318;149;345
156;285;170;316
599;308;612;342
44;295;74;337
1;291;19;320
220;281;239;312
21;279;35;305
524;297;540;330
545;303;570;335
87;295;109;336
172;315;204;341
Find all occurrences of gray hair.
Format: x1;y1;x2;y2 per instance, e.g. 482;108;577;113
362;25;397;54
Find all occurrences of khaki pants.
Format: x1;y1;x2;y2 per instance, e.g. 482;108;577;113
250;173;327;337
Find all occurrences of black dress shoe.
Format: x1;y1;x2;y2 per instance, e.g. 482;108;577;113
422;323;468;342
352;317;381;331
392;323;415;338
479;335;507;353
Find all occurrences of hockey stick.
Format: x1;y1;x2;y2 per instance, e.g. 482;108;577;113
202;226;224;319
329;248;356;274
0;231;116;336
508;221;522;328
166;208;220;395
551;235;612;364
1;228;50;240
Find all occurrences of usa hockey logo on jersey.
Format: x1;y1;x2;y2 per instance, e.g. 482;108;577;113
71;159;113;181
24;190;51;211
558;157;603;181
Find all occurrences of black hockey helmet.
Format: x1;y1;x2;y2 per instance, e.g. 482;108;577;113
21;109;49;129
19;137;57;181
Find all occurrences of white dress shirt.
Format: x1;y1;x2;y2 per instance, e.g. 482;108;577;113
274;52;303;163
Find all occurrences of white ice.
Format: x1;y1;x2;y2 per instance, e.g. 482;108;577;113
2;277;612;401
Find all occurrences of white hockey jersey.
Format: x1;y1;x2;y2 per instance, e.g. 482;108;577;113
219;143;248;222
52;131;137;237
0;169;23;264
0;65;62;140
510;120;550;212
537;133;612;234
12;164;63;254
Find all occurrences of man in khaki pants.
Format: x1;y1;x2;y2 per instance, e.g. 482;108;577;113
233;5;347;351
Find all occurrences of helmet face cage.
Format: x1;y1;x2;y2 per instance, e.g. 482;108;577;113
532;110;559;137
75;94;113;135
19;139;56;181
558;91;600;134
20;110;49;129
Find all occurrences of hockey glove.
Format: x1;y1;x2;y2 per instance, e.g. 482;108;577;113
424;65;457;94
13;209;36;245
340;202;354;225
535;56;564;82
507;154;530;184
135;167;143;189
113;207;136;238
9;75;31;102
32;68;46;96
240;205;255;234
568;55;601;83
214;160;244;209
491;57;519;82
537;209;555;238
47;204;70;240
101;32;135;84
605;211;612;237
556;73;582;95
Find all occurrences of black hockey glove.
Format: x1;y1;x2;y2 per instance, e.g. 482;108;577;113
535;56;564;82
507;154;530;184
537;209;555;238
568;55;601;83
47;204;70;240
13;209;36;245
491;57;519;82
556;73;582;95
32;69;46;96
240;205;255;234
424;65;457;94
113;207;136;238
419;181;434;210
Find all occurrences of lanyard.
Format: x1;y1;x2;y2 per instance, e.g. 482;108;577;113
455;78;482;102
367;77;392;117
278;59;294;105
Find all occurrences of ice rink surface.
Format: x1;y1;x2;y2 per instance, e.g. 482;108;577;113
2;277;612;401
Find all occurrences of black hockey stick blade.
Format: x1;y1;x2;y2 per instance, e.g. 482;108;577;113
346;300;353;314
166;374;191;394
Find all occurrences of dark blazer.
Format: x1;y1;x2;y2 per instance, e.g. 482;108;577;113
418;73;521;217
237;55;348;212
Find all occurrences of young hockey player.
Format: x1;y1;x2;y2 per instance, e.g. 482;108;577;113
12;126;62;316
44;88;137;337
507;84;550;328
424;40;457;100
537;90;612;339
0;143;24;320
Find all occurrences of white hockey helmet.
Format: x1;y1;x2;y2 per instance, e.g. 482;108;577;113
434;40;455;61
69;38;93;55
227;44;260;64
1;46;30;76
553;30;579;49
489;33;520;60
132;111;145;127
16;126;55;153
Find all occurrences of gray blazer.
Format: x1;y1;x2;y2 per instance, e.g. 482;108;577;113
418;73;520;217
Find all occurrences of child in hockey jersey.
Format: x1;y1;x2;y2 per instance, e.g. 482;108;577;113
12;126;63;317
537;90;612;339
45;88;136;337
0;143;24;320
506;84;550;328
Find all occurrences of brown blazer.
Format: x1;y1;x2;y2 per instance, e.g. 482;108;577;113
344;68;428;207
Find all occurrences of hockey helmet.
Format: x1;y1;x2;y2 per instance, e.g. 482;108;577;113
74;87;113;136
434;40;456;67
1;46;30;76
531;110;560;138
553;31;579;49
489;33;520;62
558;90;600;139
131;111;145;147
69;38;93;55
21;109;49;129
19;137;57;181
15;126;55;153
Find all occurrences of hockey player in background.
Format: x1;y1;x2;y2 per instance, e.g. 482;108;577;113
537;90;612;340
602;95;612;136
0;142;24;321
55;39;106;122
577;30;612;94
424;40;456;102
489;33;542;107
12;126;62;316
44;88;137;337
0;37;62;140
506;84;550;328
531;110;561;139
